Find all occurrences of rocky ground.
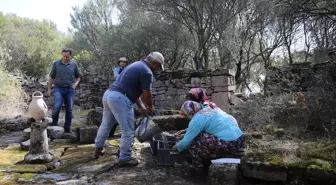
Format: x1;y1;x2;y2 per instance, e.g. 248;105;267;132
0;108;336;185
0;130;207;185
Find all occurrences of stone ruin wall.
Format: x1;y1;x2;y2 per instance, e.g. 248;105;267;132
266;62;336;95
19;68;236;112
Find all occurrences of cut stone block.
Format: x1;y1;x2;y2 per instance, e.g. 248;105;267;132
208;163;239;185
242;161;288;182
47;126;64;139
79;126;98;144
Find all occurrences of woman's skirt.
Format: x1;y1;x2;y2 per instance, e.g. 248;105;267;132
188;132;245;167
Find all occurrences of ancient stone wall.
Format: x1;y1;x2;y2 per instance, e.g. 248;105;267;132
19;68;235;112
264;62;336;136
266;62;336;95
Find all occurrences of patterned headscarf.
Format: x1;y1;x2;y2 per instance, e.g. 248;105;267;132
186;88;218;109
180;101;204;119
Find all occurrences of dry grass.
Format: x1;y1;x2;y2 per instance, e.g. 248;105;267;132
0;67;27;117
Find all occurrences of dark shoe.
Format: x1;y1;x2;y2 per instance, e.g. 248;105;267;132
94;148;105;159
117;158;138;167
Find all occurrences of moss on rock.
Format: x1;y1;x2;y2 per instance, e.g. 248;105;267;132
0;172;36;185
52;144;118;173
74;109;92;117
299;141;336;162
0;145;27;170
9;164;47;173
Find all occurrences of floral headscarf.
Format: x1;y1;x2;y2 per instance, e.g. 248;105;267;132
186;88;218;109
180;101;204;119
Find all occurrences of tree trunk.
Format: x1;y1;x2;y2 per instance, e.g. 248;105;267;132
24;118;53;163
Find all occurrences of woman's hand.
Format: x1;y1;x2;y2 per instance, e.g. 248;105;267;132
176;133;185;140
173;129;186;139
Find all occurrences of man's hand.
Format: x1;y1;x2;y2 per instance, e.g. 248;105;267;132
142;89;154;114
147;106;155;115
72;84;77;89
139;106;152;116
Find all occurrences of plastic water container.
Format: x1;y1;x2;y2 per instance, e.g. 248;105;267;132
150;134;178;156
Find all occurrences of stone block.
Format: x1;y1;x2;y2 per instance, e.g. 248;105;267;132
208;163;239;185
164;80;172;86
191;77;201;85
200;77;211;84
211;92;230;111
211;76;228;87
185;84;197;87
229;94;244;106
242;161;288;181
152;115;189;131
79;126;98;144
200;84;211;88
86;107;103;126
214;86;236;92
47;126;64;139
153;80;165;88
154;94;165;101
69;127;80;143
156;87;167;91
157;90;166;95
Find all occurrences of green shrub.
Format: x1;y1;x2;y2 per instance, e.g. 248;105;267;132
0;45;27;116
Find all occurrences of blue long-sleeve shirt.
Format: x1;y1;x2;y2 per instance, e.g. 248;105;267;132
176;107;243;152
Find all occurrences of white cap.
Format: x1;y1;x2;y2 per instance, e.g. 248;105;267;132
148;52;165;71
118;57;128;62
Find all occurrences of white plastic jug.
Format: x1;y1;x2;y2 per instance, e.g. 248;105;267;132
28;91;48;121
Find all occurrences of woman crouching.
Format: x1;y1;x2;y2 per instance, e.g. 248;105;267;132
173;101;244;168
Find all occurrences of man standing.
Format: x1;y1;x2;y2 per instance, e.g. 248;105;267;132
94;52;164;166
113;56;129;79
48;48;81;133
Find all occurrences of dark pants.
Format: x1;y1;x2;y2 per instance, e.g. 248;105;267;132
52;87;75;130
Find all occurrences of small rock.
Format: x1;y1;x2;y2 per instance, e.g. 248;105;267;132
20;139;30;151
251;132;263;139
46;162;56;171
17;178;35;184
274;128;285;138
23;128;31;140
55;179;88;185
54;161;61;168
47;126;65;139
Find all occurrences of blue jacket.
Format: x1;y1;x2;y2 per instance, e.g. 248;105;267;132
176;107;243;152
114;66;121;77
